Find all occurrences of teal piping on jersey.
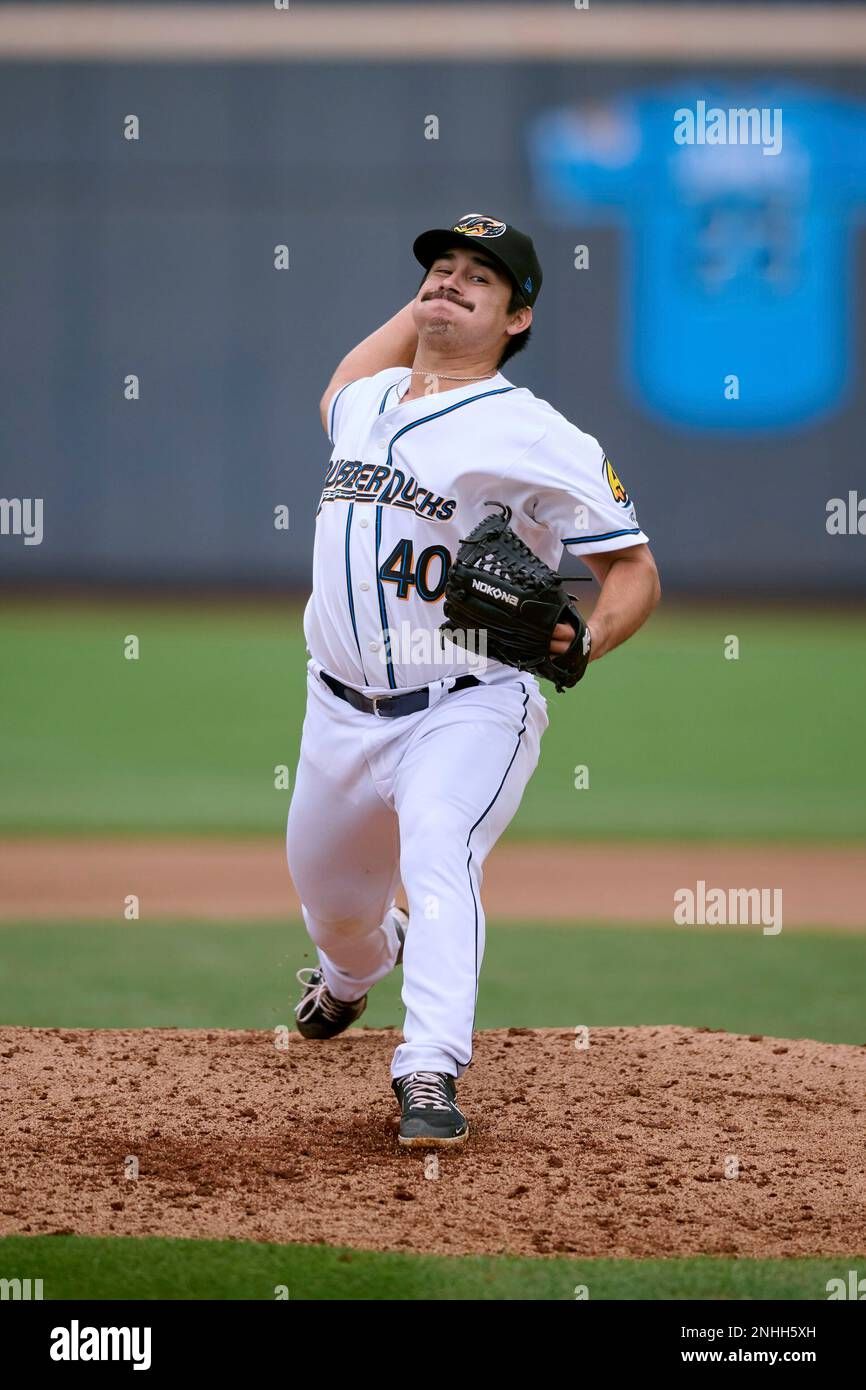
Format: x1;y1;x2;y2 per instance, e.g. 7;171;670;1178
328;380;354;444
378;382;398;413
373;504;395;686
330;379;397;685
381;386;515;463
373;385;516;690
344;503;367;681
330;386;367;679
467;681;530;1053
561;526;643;545
332;380;395;681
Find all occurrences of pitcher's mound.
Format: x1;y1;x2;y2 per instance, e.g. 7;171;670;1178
2;1025;863;1258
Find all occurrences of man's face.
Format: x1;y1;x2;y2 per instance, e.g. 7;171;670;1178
413;245;532;360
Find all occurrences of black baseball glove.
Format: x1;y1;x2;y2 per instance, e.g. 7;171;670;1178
440;502;592;692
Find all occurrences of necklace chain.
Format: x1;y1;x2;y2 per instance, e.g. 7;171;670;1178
404;367;497;382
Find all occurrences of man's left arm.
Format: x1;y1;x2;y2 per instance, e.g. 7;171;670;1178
550;543;661;660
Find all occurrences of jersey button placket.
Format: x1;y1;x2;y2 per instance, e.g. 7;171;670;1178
357;470;378;676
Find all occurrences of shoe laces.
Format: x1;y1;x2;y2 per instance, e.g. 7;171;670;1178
400;1071;453;1111
294;968;349;1024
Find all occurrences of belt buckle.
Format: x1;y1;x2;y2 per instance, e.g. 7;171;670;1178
371;694;389;718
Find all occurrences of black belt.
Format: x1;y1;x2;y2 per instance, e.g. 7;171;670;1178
320;670;481;718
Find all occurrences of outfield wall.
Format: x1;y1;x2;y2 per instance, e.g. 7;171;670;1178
2;47;865;594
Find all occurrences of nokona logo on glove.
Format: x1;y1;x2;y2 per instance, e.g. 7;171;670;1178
441;500;591;693
470;577;519;606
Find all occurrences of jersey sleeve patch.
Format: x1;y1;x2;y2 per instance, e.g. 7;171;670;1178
511;421;649;554
603;455;629;505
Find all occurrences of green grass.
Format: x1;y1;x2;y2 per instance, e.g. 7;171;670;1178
1;920;863;1044
1;600;865;840
0;602;303;838
0;1235;859;1300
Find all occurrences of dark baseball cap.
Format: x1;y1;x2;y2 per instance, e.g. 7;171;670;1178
413;213;543;307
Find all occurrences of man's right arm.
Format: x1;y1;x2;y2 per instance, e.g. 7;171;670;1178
320;301;418;434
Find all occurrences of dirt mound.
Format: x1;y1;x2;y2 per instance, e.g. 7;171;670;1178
1;1025;863;1259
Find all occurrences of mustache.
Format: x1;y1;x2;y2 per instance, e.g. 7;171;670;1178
422;288;474;311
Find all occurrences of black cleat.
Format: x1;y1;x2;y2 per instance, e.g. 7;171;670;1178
294;968;367;1040
294;907;407;1041
392;1071;469;1148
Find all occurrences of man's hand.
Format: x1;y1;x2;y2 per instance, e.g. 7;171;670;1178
549;622;576;656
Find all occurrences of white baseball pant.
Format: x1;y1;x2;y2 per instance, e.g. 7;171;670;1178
286;661;548;1079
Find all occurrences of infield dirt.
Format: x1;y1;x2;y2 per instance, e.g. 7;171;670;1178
2;1024;864;1259
2;838;865;928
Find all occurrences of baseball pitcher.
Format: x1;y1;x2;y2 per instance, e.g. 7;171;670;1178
287;213;660;1147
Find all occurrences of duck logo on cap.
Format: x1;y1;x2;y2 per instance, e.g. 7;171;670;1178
452;213;507;238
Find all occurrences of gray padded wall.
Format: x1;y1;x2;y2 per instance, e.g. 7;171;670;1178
2;61;864;593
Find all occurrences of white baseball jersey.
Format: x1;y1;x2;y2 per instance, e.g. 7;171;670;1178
303;365;649;695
